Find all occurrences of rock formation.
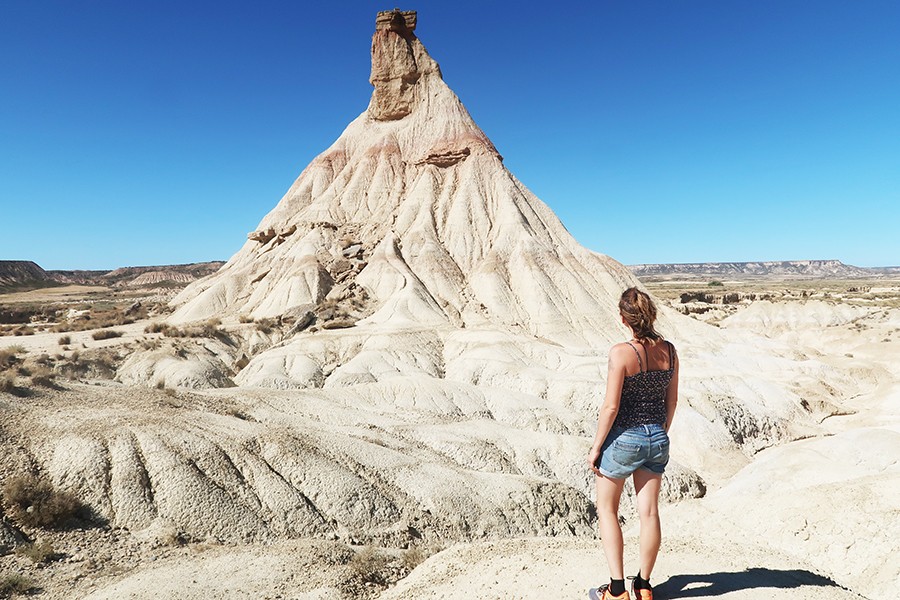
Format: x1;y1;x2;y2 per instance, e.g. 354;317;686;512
0;260;53;289
34;8;849;570
167;8;634;351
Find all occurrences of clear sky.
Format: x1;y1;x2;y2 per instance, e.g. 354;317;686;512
1;1;898;270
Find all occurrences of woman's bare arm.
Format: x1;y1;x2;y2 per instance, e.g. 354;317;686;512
664;348;679;432
588;345;627;474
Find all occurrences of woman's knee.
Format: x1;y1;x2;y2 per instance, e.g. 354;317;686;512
637;504;659;522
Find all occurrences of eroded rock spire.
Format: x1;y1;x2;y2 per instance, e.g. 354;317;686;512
369;9;440;120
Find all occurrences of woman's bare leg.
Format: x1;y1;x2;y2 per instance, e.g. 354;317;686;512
632;468;663;580
595;474;627;579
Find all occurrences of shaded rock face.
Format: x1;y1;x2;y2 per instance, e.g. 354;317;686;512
0;260;52;289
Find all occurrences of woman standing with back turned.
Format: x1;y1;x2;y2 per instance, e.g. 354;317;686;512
588;287;679;600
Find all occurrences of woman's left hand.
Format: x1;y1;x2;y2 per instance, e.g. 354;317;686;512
587;445;602;477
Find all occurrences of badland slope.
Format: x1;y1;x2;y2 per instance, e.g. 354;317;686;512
0;260;55;289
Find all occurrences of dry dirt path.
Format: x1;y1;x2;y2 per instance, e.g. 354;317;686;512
379;536;863;600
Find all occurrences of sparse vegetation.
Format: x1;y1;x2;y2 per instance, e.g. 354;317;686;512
15;541;59;564
55;348;119;380
239;314;253;323
144;322;168;334
0;573;35;597
0;347;24;370
0;375;18;395
1;475;84;529
57;335;70;346
400;545;427;570
708;280;724;287
28;366;56;388
226;407;251;421
145;319;223;339
255;318;275;334
91;329;123;340
350;545;389;584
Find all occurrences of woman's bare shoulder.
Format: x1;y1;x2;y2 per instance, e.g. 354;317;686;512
608;342;634;357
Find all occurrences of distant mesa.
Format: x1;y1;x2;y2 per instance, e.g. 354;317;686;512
0;260;225;291
0;260;54;289
629;259;879;281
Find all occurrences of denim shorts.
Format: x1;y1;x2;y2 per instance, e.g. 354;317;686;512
595;424;669;479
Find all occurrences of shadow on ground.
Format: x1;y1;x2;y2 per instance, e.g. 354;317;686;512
655;567;847;598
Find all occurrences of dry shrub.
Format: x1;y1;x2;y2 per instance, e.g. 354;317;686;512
238;314;253;323
255;318;275;334
2;475;83;529
144;322;169;334
0;573;35;597
57;335;71;346
226;407;250;421
140;338;161;351
15;541;59;564
350;545;388;584
0;375;18;395
29;366;56;388
400;545;427;571
0;348;23;371
148;320;221;339
91;329;123;340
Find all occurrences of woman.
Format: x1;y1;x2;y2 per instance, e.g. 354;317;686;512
588;287;679;600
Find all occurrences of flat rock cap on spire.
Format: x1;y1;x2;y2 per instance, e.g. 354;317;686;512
376;9;417;33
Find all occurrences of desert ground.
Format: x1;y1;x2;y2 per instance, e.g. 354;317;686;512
1;275;897;599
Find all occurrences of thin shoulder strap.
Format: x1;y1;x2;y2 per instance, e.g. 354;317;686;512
667;341;675;370
626;342;644;372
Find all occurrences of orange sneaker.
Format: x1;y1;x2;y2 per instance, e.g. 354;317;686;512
588;584;630;600
629;576;653;600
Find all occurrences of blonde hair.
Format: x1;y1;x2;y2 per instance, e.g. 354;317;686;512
619;287;662;344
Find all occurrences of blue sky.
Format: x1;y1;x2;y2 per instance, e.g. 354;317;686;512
1;1;898;270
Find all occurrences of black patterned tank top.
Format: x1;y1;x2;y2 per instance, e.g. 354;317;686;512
612;340;675;429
